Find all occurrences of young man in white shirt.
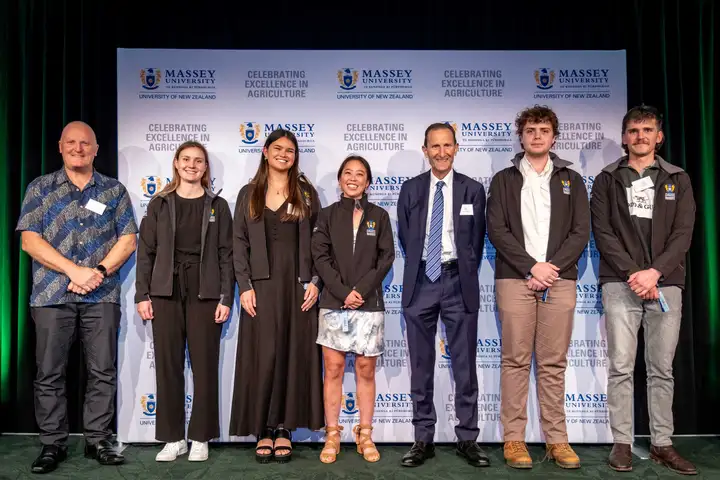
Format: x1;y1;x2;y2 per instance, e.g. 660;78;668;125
487;105;590;469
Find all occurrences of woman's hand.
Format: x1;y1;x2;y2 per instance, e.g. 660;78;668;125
215;304;231;323
343;290;364;309
240;289;257;317
301;283;320;311
137;300;154;320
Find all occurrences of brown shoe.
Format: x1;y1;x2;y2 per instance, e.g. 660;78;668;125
503;441;532;469
650;445;698;475
545;443;580;469
608;443;632;472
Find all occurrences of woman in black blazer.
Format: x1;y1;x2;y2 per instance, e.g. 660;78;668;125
311;155;395;464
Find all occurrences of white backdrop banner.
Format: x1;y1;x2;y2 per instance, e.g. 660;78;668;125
116;48;626;444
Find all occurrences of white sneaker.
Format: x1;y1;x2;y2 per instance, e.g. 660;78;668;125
155;440;188;462
188;441;209;462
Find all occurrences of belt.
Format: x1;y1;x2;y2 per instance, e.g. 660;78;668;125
173;257;200;300
419;259;458;270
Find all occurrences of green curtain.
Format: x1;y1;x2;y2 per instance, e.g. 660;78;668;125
0;0;718;434
0;0;118;430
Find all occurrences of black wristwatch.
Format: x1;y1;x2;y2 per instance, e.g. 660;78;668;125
95;264;107;277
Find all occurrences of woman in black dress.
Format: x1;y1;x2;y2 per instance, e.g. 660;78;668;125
230;129;324;463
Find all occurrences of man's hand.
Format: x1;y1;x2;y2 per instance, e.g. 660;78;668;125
344;290;364;310
68;266;103;293
527;277;547;292
641;286;660;301
67;282;89;295
530;262;560;288
628;268;661;297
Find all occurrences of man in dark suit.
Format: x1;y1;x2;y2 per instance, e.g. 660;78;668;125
397;123;488;467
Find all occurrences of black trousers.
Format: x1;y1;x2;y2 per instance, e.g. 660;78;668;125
151;260;222;442
31;302;121;446
404;264;479;443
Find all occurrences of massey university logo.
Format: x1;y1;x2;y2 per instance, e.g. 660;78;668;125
140;394;157;416
561;179;571;195
665;183;676;200
140;176;165;198
140;68;162;90
443;121;458;132
439;339;451;360
239;122;261;145
337;68;359;90
534;68;555;90
342;392;359;414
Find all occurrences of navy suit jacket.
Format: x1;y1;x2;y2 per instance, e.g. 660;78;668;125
397;170;486;312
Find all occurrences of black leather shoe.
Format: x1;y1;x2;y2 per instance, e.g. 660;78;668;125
401;441;435;467
84;439;125;466
456;440;490;467
31;445;68;474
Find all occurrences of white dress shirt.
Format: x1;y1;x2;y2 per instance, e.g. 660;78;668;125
519;156;553;262
422;169;457;262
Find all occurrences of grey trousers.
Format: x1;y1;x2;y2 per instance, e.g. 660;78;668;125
603;282;682;447
31;302;121;446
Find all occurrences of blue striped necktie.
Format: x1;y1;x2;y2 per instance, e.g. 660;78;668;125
425;180;445;282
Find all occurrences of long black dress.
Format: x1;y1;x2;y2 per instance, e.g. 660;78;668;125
230;199;324;436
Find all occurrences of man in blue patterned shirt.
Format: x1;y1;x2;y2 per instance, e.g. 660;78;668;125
16;121;138;474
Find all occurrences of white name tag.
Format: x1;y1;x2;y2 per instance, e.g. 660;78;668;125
460;204;473;216
84;198;107;215
632;176;654;193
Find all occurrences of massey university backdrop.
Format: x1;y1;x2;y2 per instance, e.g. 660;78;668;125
116;49;627;444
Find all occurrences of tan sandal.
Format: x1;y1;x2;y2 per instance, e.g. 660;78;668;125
320;425;343;464
353;424;380;462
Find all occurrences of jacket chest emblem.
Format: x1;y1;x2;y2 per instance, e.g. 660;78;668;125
561;180;571;195
209;208;216;222
664;183;676;200
366;220;376;236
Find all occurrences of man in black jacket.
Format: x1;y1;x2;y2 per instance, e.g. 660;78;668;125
487;105;589;470
591;105;697;475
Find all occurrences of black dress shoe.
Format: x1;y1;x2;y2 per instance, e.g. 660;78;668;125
31;445;68;474
401;441;435;467
456;440;490;467
84;439;125;465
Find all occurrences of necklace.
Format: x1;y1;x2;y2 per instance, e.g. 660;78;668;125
269;182;287;195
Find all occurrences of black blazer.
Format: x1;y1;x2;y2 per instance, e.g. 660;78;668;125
135;188;234;306
312;194;395;311
397;170;486;312
233;178;322;294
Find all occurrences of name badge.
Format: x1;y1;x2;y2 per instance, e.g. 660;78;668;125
84;198;107;215
366;220;376;236
460;204;473;216
632;176;654;193
658;291;670;312
561;180;571;195
664;183;676;200
209;208;216;222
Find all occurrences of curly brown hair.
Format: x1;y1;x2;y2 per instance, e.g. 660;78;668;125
514;105;560;147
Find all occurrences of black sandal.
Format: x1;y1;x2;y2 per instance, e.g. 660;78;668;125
273;427;293;463
255;426;275;463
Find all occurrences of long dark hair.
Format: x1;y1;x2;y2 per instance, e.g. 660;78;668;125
248;129;310;221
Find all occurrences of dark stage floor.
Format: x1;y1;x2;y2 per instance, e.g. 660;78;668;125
0;435;718;479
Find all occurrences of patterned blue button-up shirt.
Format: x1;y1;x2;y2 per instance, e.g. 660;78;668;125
16;168;138;307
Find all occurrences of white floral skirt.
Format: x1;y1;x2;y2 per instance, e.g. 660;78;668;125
316;308;385;357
